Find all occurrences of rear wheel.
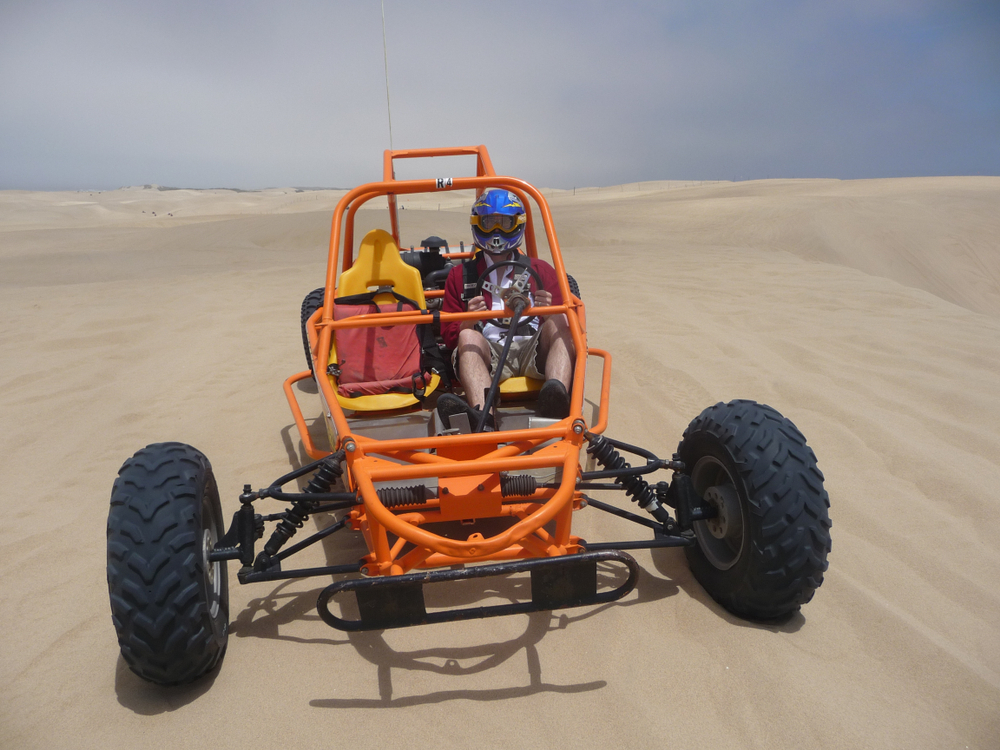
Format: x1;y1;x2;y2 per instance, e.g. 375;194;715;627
566;274;580;299
107;442;229;685
301;287;325;374
678;400;832;620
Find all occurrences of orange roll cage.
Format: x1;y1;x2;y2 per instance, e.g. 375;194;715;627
283;146;612;579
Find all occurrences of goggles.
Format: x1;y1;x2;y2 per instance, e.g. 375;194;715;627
470;213;526;234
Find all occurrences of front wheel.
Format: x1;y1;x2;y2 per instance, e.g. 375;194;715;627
107;442;229;685
678;400;832;620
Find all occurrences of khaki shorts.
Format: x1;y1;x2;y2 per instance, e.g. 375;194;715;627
452;327;545;383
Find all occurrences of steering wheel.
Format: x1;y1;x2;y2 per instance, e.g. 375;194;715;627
475;259;545;331
470;259;547;432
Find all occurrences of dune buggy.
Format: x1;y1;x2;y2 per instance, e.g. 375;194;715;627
106;146;832;685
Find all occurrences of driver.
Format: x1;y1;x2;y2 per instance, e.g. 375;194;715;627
437;189;575;429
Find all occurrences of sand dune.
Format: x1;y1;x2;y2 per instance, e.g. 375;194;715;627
1;178;998;749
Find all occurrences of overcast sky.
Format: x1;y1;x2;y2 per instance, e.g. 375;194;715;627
1;0;997;191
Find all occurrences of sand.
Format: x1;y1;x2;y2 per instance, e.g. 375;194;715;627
1;177;998;749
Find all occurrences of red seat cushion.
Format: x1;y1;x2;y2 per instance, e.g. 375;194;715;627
333;300;429;398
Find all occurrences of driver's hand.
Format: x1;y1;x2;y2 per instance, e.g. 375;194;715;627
534;290;553;307
461;295;487;330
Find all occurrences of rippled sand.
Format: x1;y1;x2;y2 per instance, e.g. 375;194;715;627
1;177;998;749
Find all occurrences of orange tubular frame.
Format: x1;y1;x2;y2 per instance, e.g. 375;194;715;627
283;145;612;578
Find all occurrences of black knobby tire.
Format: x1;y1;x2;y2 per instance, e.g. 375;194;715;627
566;274;581;299
678;400;832;620
107;442;229;685
301;286;325;374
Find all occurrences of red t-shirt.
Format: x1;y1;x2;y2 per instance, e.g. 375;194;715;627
441;252;563;350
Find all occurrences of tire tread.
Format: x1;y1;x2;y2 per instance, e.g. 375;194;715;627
106;442;227;685
300;287;325;374
680;399;832;619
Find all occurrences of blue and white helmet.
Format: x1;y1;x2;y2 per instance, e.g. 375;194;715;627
470;189;526;254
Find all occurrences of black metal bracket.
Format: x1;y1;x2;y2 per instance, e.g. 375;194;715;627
315;550;639;631
664;473;716;530
210;485;263;566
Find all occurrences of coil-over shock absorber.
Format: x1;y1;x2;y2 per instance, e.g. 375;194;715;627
259;451;346;563
585;434;674;525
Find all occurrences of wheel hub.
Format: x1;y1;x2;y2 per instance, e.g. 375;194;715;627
690;456;746;571
203;527;221;619
703;484;741;540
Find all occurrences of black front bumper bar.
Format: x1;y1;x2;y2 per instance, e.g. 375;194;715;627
316;549;640;631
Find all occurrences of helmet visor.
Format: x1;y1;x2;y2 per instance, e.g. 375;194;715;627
471;213;525;234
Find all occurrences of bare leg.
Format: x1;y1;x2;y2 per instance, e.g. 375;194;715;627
538;314;576;387
456;328;493;410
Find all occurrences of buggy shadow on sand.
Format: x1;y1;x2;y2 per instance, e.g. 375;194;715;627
107;146;832;685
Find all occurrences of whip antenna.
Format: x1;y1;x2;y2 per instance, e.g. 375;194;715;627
381;0;394;150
